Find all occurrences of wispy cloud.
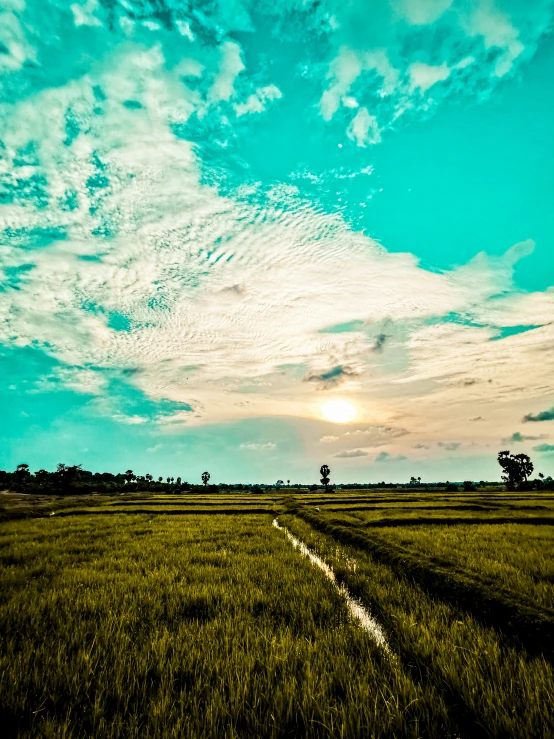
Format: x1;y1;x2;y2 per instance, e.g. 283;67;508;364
239;442;276;451
334;448;369;458
317;0;553;143
523;407;554;422
304;365;358;390
0;0;553;468
502;431;544;443
375;452;408;463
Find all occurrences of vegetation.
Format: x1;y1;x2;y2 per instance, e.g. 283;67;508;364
2;509;445;738
280;490;554;737
497;450;534;489
1;472;554;737
319;464;331;492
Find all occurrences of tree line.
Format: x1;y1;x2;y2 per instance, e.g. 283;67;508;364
0;451;551;495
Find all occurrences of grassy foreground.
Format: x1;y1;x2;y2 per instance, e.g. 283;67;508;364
1;489;554;737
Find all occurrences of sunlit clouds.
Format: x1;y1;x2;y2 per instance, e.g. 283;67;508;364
321;401;357;424
0;0;553;479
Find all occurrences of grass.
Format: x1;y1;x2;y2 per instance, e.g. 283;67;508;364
1;512;448;738
1;489;553;737
364;522;554;612
280;510;554;738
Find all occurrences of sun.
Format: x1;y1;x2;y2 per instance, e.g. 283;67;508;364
321;400;357;424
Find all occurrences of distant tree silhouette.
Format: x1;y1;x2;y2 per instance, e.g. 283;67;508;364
276;479;284;489
202;471;210;486
498;450;534;489
56;464;82;493
34;469;49;484
14;464;30;492
124;469;134;483
287;479;290;485
320;464;330;491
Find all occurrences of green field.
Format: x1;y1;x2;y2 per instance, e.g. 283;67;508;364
1;489;554;737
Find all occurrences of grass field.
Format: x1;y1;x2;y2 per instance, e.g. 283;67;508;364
1;489;554;737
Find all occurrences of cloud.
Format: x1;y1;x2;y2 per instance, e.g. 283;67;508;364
523;407;554;422
0;0;553;456
533;444;554;453
304;365;358;389
334;448;369;458
395;0;454;26
409;62;451;92
347;108;381;147
438;442;461;451
343;426;408;445
503;432;544;443
234;84;282;117
239;442;276;451
317;0;554;141
320;435;339;443
146;443;163;453
111;414;148;425
375;451;407;462
209;41;245;103
372;333;388;352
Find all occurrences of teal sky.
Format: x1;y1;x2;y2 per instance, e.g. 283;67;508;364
1;0;553;483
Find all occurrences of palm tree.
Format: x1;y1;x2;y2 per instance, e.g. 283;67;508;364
202;471;210;486
320;464;330;491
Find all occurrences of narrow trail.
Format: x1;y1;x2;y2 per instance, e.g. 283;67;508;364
273;518;390;653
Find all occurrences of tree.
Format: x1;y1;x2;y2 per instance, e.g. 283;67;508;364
320;464;330;491
14;464;31;492
56;464;82;493
202;471;210;486
287;479;290;486
124;470;134;484
497;450;534;489
276;479;284;489
34;469;49;484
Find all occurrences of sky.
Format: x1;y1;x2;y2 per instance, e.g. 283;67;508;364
1;0;553;484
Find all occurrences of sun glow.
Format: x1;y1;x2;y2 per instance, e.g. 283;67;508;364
320;400;357;424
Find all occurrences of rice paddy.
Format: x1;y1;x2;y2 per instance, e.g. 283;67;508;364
1;488;553;737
